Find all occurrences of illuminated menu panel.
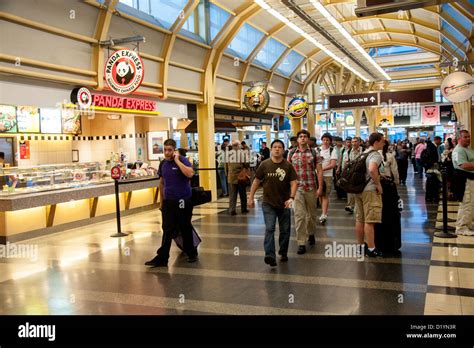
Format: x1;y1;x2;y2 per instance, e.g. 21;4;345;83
17;105;40;133
61;108;82;134
40;108;62;134
0;105;18;133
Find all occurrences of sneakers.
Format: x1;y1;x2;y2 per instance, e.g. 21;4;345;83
187;255;198;263
264;255;277;267
280;254;288;262
344;206;354;214
297;245;306;255
144;255;168;267
308;235;316;245
319;214;327;225
230;211;237;216
366;248;383;258
456;229;474;236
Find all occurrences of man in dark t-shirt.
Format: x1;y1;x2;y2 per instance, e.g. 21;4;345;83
145;139;197;267
249;139;297;267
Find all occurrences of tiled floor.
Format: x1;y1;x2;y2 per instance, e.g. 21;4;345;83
0;169;472;315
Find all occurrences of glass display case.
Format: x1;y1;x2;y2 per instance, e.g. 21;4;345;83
0;162;113;196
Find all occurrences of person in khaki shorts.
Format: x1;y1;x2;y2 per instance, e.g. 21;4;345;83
345;137;362;213
287;130;323;255
355;132;385;258
318;133;338;224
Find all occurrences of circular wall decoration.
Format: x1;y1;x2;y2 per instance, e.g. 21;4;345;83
441;72;474;103
287;97;308;119
244;85;270;113
104;49;144;95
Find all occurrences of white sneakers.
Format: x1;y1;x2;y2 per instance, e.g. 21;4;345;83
319;214;327;224
455;229;474;236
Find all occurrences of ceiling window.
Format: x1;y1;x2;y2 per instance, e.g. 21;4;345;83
441;4;471;34
441;19;468;54
226;23;265;60
117;0;188;29
391;76;438;83
384;64;435;72
276;50;305;76
253;38;286;69
209;3;231;42
369;46;423;57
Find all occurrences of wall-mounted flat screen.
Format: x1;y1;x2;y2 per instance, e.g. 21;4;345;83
40;108;62;134
17;105;40;133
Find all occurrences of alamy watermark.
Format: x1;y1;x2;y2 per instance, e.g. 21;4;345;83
324;241;365;262
0;242;38;262
217;148;259;167
380;100;421;117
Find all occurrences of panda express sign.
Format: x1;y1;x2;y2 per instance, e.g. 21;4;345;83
71;88;156;112
105;49;144;95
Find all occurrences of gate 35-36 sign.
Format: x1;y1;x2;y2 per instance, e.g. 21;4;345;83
105;49;144;95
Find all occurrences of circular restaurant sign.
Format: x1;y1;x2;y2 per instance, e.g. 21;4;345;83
287;97;308;119
70;87;92;109
105;49;144;95
244;85;270;113
441;72;474;103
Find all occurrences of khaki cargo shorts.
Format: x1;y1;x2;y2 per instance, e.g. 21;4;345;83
322;176;332;196
355;191;382;224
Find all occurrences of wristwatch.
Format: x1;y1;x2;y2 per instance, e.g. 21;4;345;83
290;196;295;200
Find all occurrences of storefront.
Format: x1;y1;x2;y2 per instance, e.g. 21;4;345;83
0;77;186;243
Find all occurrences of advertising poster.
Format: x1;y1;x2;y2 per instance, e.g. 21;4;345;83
40;108;62;134
421;105;440;125
17;106;40;133
62;108;82;134
0;105;18;133
147;131;168;161
392;104;420;126
439;105;457;124
317;113;328;128
375;109;394;127
19;140;30;159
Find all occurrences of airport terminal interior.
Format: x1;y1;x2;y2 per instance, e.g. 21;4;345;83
0;0;473;316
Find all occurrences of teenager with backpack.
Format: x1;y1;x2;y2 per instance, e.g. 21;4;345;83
353;133;385;257
287;130;323;255
344;137;362;213
414;139;426;178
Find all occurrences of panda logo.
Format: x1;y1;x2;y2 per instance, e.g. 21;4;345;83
115;60;135;86
105;49;144;95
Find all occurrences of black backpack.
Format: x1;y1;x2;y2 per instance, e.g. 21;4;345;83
336;150;377;194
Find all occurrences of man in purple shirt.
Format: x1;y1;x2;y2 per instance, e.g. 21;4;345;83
145;139;196;267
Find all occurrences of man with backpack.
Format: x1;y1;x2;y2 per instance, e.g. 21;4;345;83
145;139;197;267
287;130;323;255
354;132;385;257
344;137;362;214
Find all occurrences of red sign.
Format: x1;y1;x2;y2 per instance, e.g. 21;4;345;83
105;49;144;95
111;166;121;180
19;140;30;159
92;94;156;111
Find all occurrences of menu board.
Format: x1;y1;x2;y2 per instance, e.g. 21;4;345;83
40;108;62;134
0;105;18;133
61;108;82;134
17;105;40;133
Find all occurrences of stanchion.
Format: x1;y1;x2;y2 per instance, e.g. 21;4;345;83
110;178;129;237
434;166;457;238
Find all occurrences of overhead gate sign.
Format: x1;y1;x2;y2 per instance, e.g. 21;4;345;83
328;93;379;109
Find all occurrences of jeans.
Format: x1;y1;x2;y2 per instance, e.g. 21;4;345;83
262;202;291;258
218;168;228;196
156;198;196;261
397;159;408;183
416;159;424;178
229;183;247;213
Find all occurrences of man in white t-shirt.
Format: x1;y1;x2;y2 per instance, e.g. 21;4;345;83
318;133;338;224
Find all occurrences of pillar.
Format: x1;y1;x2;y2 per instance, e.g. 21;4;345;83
306;84;317;137
291;118;302;134
264;125;271;143
365;108;376;134
196;66;217;201
180;130;188;149
354;108;362;137
238;131;245;142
